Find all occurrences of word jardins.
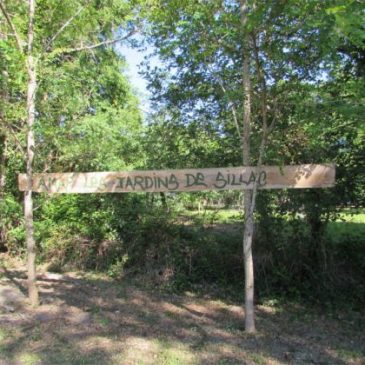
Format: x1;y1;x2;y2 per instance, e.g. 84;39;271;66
37;170;267;191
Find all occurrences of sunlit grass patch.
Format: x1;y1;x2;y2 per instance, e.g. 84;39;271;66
114;337;196;365
0;327;7;342
335;348;365;362
337;208;365;223
17;353;42;365
156;338;195;365
182;209;242;224
248;352;267;365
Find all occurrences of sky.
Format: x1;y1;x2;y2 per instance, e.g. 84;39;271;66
116;43;156;114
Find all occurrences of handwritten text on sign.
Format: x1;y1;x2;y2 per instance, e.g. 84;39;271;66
18;164;335;194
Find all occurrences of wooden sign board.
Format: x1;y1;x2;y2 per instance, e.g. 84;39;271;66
18;164;335;194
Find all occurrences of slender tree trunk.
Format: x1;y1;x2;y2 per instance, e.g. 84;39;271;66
240;0;255;333
243;204;255;332
0;133;7;249
0;26;8;250
0;134;6;195
242;52;255;332
0;31;8;199
25;0;39;307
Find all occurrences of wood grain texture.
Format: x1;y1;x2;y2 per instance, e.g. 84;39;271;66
18;164;335;194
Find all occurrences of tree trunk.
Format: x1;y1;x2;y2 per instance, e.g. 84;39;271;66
25;0;39;307
0;133;7;250
0;26;9;250
0;29;9;200
0;135;6;194
243;202;255;332
240;0;255;333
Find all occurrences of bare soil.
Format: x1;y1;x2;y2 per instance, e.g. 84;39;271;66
0;260;364;365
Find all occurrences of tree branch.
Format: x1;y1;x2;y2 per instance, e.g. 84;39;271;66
45;5;85;51
207;64;242;139
0;119;26;157
58;28;137;55
0;1;24;53
220;83;242;140
268;99;278;133
254;47;268;158
204;25;242;140
27;0;35;54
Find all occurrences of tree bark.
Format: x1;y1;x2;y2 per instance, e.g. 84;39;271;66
0;27;9;251
0;134;6;196
0;133;7;249
240;0;255;333
25;0;39;307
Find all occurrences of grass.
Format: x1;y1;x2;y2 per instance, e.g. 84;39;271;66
0;209;364;364
326;220;365;240
337;208;365;223
0;328;11;357
184;207;365;254
182;208;243;225
326;210;365;247
17;353;42;365
0;263;364;365
155;339;193;365
183;207;365;225
336;348;365;362
249;352;267;365
0;328;6;342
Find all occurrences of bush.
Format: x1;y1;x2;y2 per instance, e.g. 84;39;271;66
0;193;24;254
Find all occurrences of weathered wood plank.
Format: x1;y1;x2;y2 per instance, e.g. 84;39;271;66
18;164;335;194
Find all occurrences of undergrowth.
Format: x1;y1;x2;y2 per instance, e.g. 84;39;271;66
5;192;365;310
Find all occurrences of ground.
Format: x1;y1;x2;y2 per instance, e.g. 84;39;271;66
0;260;364;365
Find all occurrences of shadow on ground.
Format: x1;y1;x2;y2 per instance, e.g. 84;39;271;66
0;267;364;365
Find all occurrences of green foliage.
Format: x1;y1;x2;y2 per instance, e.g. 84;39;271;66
35;194;123;270
253;210;365;308
0;0;364;311
326;1;365;48
0;194;24;253
144;118;227;168
141;0;365;305
0;0;144;257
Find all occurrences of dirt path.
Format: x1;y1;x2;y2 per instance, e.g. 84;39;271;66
0;264;364;365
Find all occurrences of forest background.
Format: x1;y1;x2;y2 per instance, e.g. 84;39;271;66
0;0;364;312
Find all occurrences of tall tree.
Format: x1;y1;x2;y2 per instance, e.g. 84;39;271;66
144;0;363;331
0;0;142;305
